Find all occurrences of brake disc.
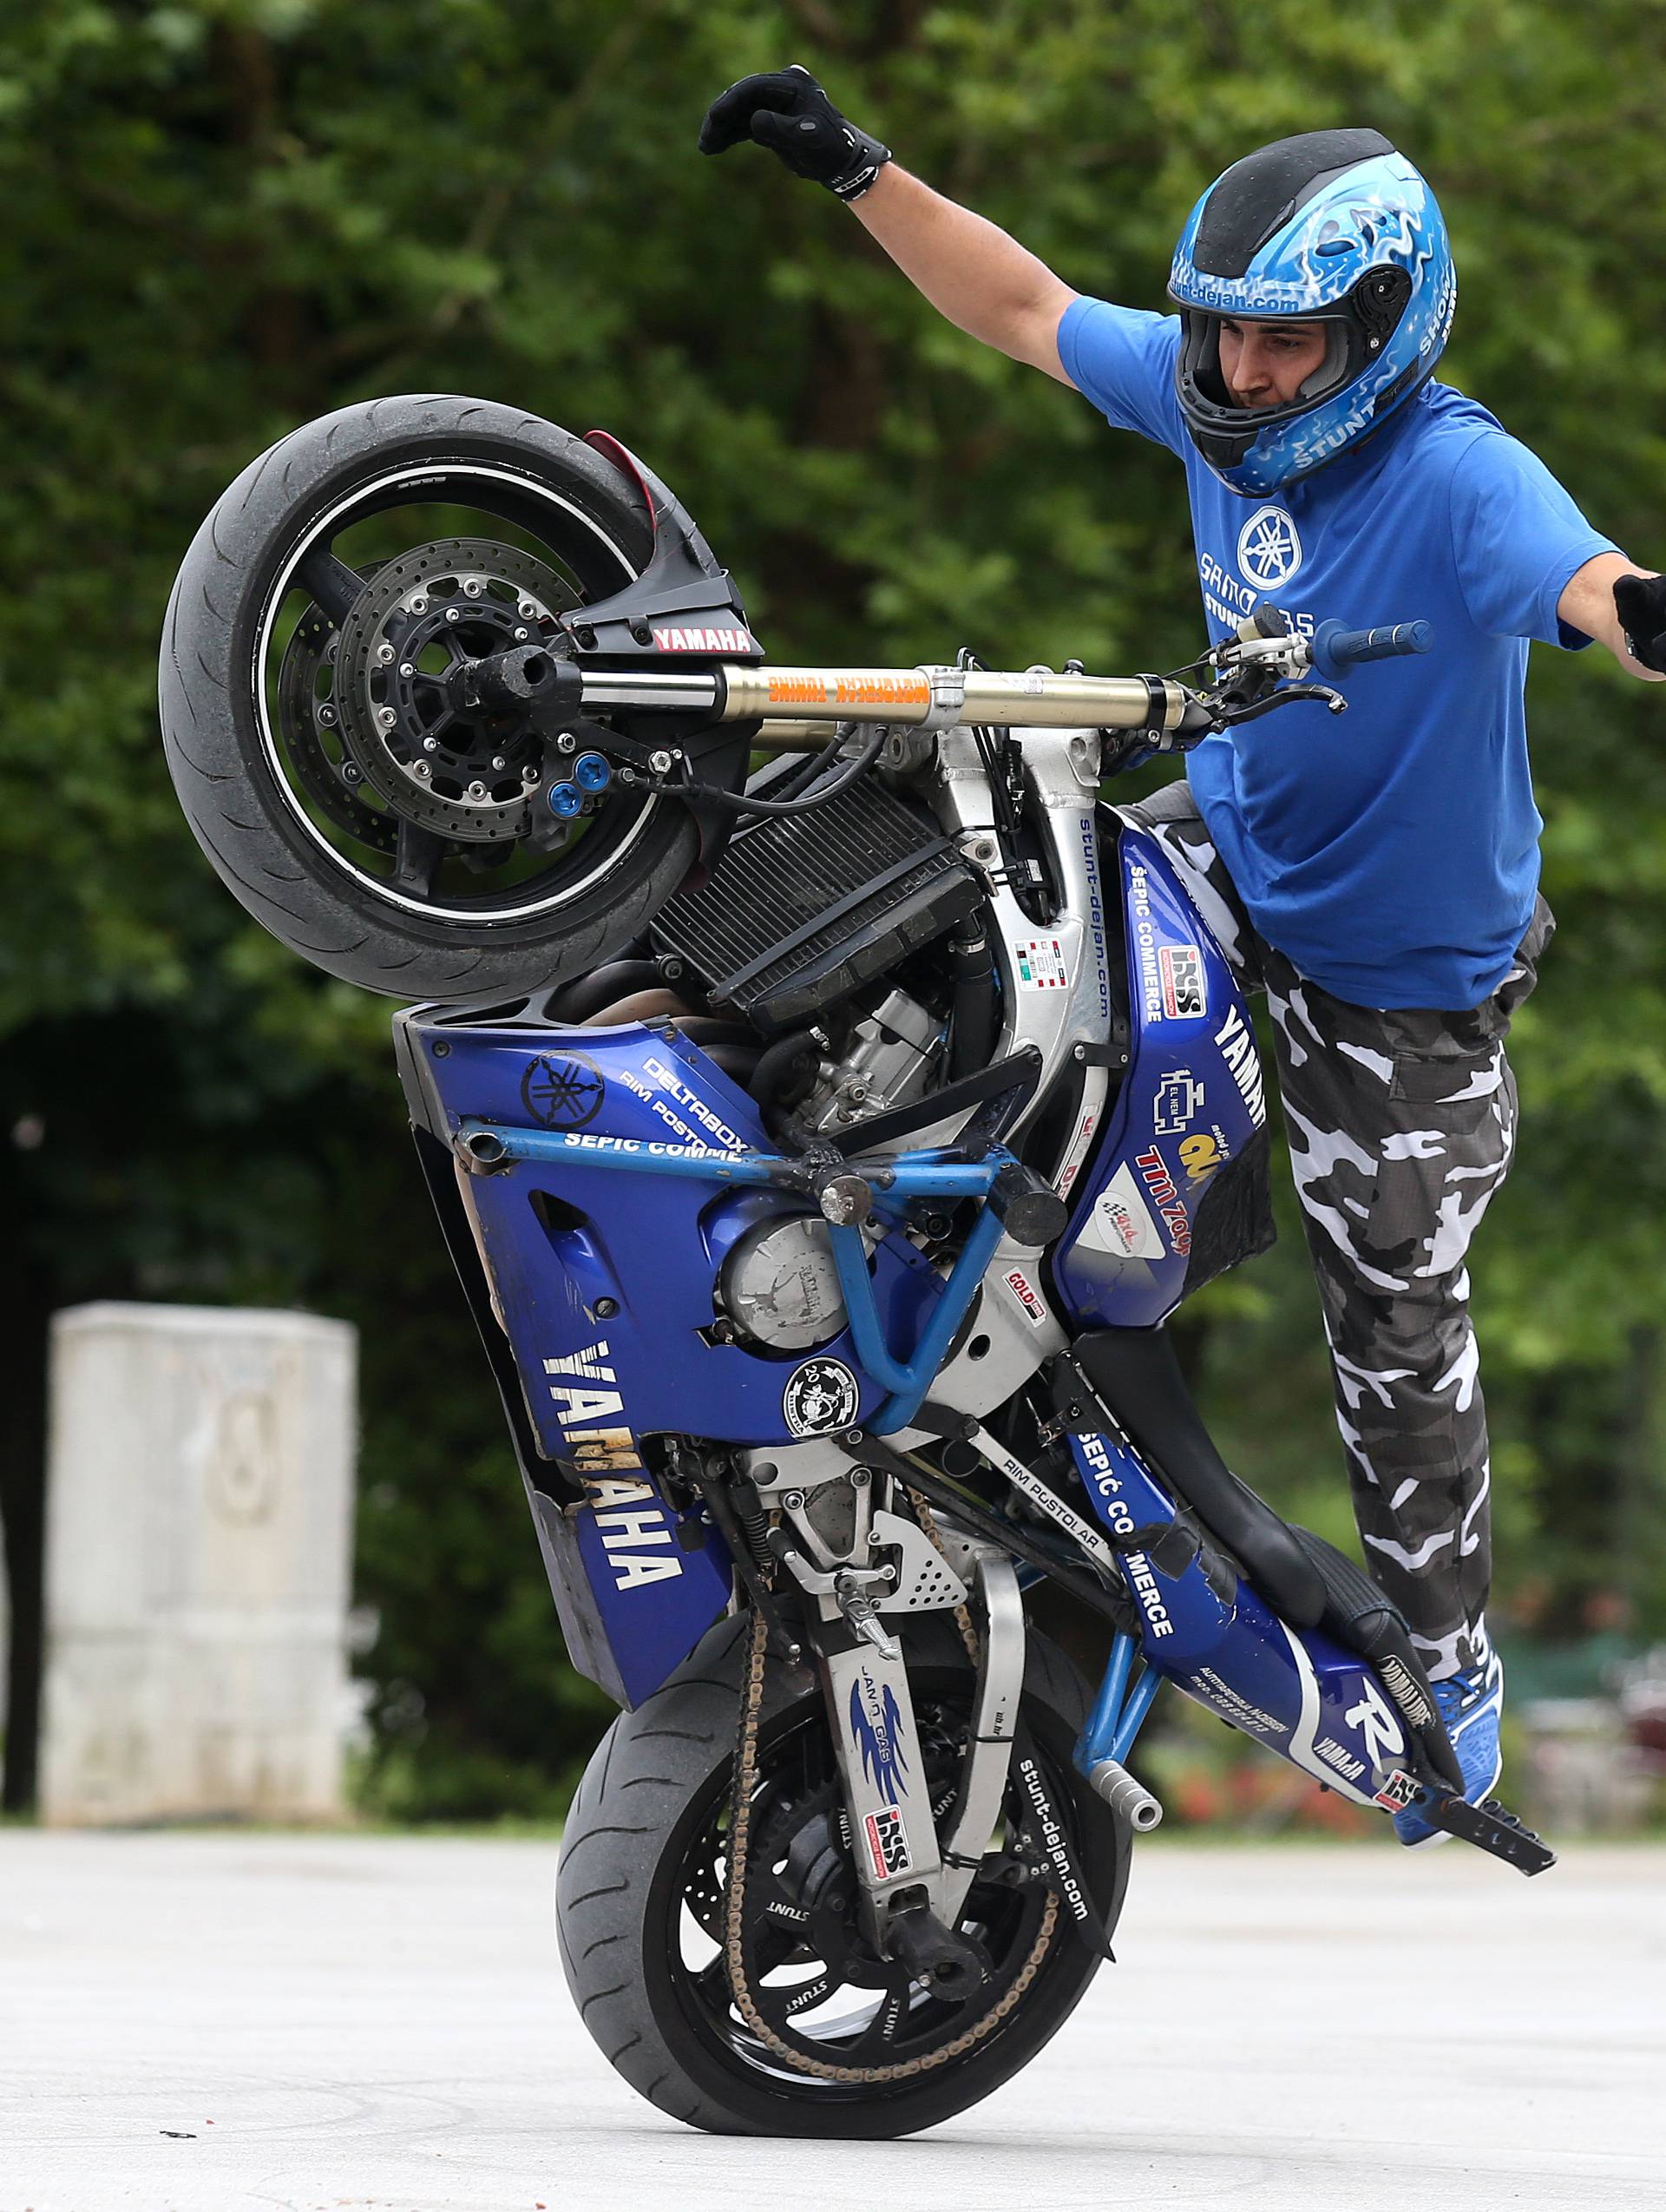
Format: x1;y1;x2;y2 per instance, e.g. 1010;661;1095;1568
277;569;398;854
332;538;578;843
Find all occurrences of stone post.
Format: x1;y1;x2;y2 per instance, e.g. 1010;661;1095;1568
38;1303;357;1825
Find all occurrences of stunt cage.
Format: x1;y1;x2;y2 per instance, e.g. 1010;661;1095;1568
456;1103;1176;1817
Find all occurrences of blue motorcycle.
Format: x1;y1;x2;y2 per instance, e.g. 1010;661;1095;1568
161;397;1551;2140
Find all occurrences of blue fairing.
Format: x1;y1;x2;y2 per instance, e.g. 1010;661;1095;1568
1053;824;1269;1328
410;1013;942;1705
1071;1427;1418;1810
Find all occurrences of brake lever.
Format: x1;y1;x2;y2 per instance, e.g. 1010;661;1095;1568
1209;682;1348;729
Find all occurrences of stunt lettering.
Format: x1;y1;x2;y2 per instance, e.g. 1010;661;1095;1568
1015;1754;1090;1926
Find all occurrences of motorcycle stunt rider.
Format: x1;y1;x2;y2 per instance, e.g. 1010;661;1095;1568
701;71;1666;1846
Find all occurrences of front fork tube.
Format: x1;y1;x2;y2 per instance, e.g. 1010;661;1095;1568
817;1632;948;1946
1066;1429;1431;1822
816;1548;1026;1949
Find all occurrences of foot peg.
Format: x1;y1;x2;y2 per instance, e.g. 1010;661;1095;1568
1086;1756;1164;1831
1417;1791;1556;1876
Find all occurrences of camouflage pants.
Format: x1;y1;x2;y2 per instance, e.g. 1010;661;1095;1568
1117;783;1553;1681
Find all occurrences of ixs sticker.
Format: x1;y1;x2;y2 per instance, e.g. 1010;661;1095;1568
1083;1162;1165;1261
1003;1268;1048;1326
1013;937;1070;991
783;1356;860;1438
849;1672;910;1802
863;1803;913;1880
1158;943;1207;1021
521;1052;606;1131
1373;1768;1423;1814
1152;1071;1204;1134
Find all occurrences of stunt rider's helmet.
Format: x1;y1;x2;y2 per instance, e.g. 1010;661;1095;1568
1168;128;1455;497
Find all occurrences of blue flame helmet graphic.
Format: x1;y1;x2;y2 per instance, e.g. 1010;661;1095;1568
1168;133;1456;497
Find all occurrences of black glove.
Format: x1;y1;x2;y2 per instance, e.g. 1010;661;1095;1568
1614;573;1666;672
699;64;891;202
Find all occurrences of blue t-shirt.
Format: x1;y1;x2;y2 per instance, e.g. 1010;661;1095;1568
1057;295;1617;1010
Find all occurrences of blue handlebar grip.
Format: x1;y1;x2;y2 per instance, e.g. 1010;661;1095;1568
1310;618;1432;679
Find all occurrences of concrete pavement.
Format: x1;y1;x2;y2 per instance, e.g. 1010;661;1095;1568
2;1828;1661;2212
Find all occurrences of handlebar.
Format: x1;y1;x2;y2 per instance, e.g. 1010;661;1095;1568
1309;619;1431;679
569;614;1433;745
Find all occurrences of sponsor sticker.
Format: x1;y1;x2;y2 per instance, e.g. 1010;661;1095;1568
1373;1768;1422;1814
1003;1268;1048;1326
1158;943;1207;1020
1177;1131;1225;1185
1152;1071;1204;1134
1013;937;1070;991
1085;1162;1166;1260
1134;1146;1191;1257
849;1673;910;1802
863;1804;912;1880
1315;1734;1368;1783
783;1356;860;1438
1127;858;1161;1021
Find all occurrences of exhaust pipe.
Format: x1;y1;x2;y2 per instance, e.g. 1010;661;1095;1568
1086;1756;1164;1831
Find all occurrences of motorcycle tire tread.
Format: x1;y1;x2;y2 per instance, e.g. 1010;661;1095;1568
160;393;699;1000
556;1611;1128;2139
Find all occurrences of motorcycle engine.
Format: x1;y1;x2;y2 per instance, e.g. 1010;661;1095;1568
719;1212;849;1349
796;987;942;1132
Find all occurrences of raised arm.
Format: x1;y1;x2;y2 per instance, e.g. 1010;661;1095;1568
1561;557;1666;682
700;66;1079;384
848;166;1079;384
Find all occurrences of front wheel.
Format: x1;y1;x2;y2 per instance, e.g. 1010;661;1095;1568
159;395;704;1000
556;1613;1128;2138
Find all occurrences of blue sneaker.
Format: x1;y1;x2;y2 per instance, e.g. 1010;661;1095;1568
1393;1651;1505;1849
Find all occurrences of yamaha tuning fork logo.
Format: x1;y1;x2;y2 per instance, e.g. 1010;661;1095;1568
1236;506;1303;591
521;1052;607;1131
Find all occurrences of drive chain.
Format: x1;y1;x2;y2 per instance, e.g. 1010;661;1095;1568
723;1556;1058;2083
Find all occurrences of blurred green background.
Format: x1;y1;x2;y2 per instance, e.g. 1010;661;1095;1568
2;0;1663;1820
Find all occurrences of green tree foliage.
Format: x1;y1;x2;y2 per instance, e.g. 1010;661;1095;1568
2;0;1662;1811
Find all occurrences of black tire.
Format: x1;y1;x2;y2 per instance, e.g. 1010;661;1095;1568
159;394;699;999
556;1613;1130;2138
